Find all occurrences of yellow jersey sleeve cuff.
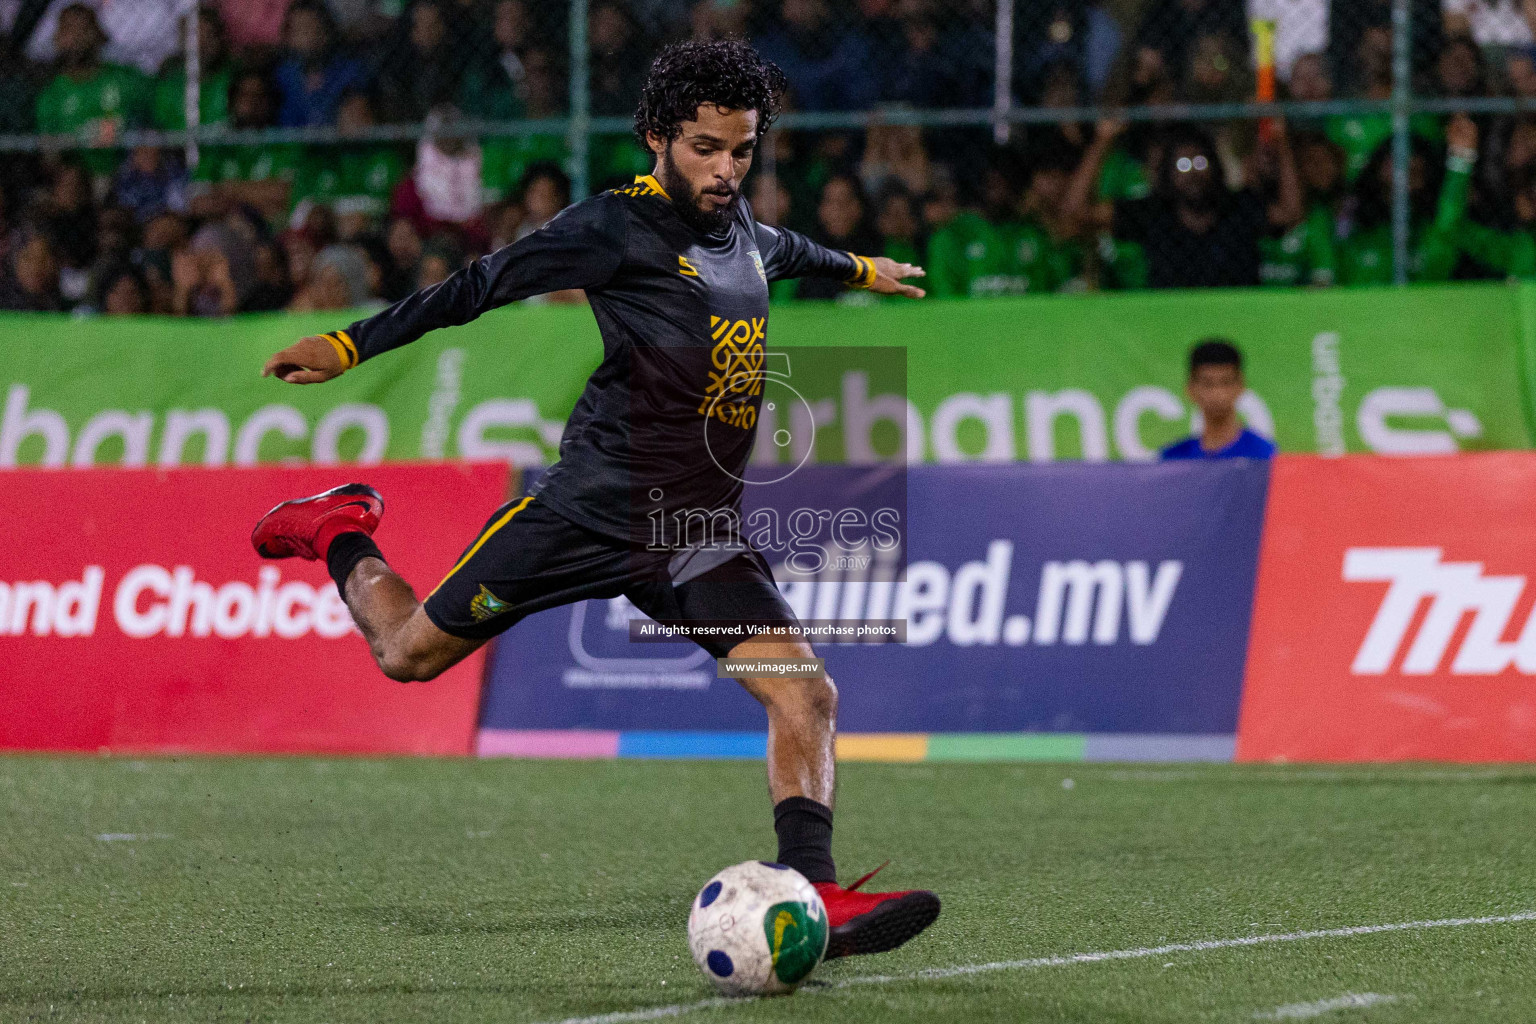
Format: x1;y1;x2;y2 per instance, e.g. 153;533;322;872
844;253;878;289
323;330;360;369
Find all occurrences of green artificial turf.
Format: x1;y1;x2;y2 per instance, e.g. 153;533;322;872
3;758;1535;1023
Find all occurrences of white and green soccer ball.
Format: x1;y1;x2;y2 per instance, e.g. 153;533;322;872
687;860;829;996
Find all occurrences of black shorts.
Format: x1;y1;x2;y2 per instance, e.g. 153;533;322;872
422;495;802;658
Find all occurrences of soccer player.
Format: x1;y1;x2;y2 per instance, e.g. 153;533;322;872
1160;339;1276;460
250;40;940;958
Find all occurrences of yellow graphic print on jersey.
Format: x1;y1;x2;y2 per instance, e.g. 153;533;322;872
700;316;765;430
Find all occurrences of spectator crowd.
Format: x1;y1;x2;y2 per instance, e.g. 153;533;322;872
6;0;1536;314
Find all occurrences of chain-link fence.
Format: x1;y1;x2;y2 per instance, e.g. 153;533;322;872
0;0;1531;313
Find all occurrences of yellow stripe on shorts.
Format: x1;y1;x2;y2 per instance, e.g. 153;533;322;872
428;496;535;598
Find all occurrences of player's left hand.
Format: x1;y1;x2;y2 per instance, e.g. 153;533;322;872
868;257;926;299
262;335;347;384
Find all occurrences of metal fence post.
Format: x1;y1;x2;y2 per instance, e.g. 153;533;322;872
568;0;591;201
182;8;200;172
992;0;1014;145
1391;0;1411;285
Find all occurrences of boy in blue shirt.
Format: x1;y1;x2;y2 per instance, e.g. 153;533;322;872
1161;339;1277;460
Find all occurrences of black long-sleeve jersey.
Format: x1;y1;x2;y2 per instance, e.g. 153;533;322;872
327;174;877;543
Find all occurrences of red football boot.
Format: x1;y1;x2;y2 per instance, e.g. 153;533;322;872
251;483;383;560
814;864;941;959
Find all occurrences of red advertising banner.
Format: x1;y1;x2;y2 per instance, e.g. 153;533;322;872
1238;453;1536;762
0;462;508;755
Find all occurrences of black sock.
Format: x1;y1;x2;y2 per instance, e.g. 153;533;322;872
326;531;384;599
773;797;836;883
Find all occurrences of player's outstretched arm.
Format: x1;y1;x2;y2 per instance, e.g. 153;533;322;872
260;198;626;383
262;333;349;385
867;256;926;299
753;221;925;298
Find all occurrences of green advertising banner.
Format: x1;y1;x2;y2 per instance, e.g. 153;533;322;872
0;283;1529;470
798;284;1532;461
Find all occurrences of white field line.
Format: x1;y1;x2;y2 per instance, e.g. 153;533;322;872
1256;992;1400;1019
540;911;1536;1024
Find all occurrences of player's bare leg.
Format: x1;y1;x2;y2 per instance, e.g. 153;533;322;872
251;483;481;682
729;635;837;807
727;633;940;958
340;559;483;682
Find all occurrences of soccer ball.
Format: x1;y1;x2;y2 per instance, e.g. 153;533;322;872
687;860;829;996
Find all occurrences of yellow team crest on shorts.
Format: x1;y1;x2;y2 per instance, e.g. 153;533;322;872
470;584;511;622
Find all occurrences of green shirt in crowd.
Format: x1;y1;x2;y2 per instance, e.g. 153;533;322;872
193;143;302;187
1336;156;1472;285
36;63;152;173
1325;112;1442;182
153;67;231;130
1096;148;1151;202
1082;147;1153;290
1093;234;1149;290
927;212;1080;297
590;134;653;189
1259;204;1337;287
291;145;406;218
482;134;656;207
482;133;570;201
883;238;922;267
1454;218;1536;278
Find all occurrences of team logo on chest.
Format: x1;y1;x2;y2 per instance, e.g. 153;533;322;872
749;249;767;284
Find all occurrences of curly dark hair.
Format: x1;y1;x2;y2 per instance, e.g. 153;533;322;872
632;39;787;151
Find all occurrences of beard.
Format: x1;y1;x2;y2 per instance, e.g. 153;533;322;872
658;145;740;235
